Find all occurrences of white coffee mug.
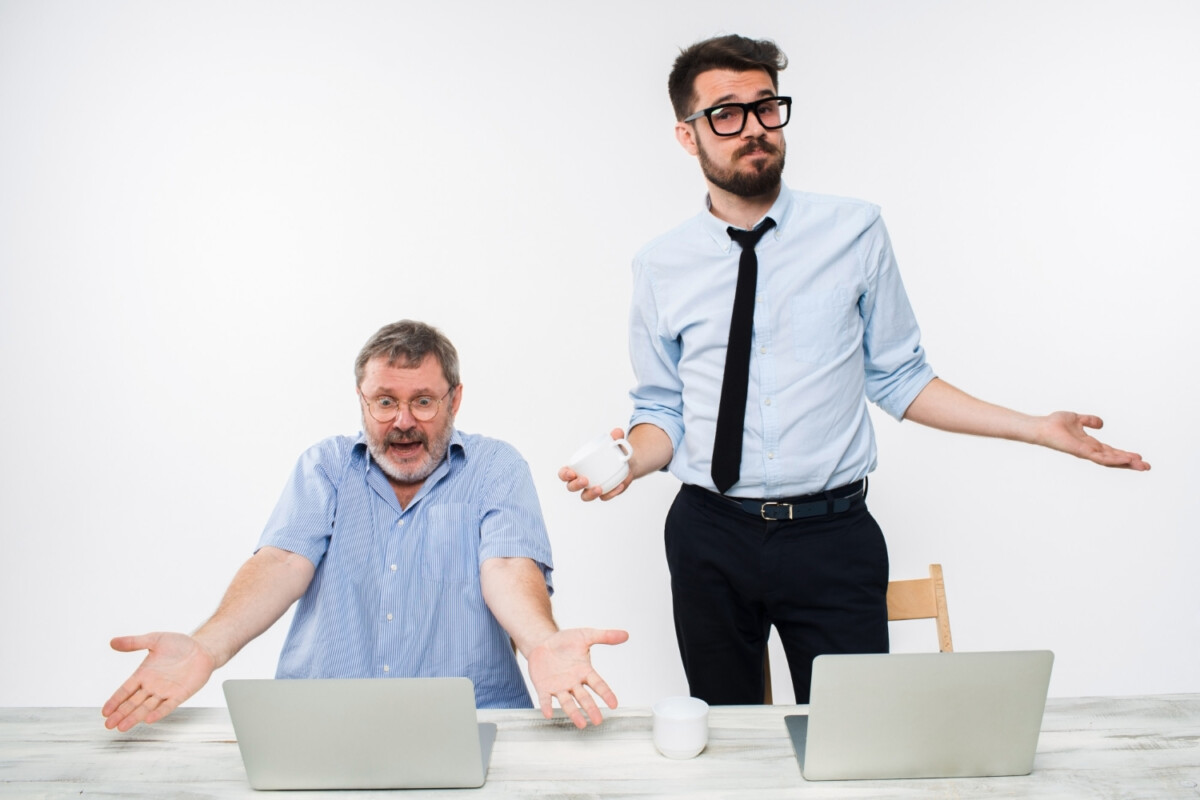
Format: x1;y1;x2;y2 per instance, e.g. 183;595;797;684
652;696;709;759
567;434;634;494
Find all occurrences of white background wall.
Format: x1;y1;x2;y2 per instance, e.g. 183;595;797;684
2;0;1196;711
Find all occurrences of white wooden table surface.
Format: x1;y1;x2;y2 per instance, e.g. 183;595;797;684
2;695;1198;799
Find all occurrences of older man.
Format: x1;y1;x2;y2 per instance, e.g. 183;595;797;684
106;320;626;732
561;34;1147;705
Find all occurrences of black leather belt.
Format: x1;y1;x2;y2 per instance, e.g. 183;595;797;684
711;479;867;521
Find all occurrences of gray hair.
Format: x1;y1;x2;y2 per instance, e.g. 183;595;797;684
354;320;461;388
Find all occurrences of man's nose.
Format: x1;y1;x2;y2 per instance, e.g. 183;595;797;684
741;109;767;137
392;403;418;427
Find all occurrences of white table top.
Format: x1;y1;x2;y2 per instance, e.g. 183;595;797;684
2;695;1198;798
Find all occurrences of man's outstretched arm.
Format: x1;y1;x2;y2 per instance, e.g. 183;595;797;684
102;546;315;731
903;377;1149;470
480;557;628;729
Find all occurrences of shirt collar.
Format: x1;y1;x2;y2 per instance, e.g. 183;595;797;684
701;180;794;252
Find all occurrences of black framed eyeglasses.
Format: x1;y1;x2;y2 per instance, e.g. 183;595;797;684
360;387;455;423
683;96;792;137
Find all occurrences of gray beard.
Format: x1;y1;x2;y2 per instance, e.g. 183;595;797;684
365;417;454;485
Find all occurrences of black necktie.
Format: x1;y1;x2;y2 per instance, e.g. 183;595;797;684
711;217;776;494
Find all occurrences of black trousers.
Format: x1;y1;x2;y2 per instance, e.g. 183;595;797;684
664;483;890;705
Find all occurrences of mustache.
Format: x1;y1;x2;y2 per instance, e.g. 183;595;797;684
385;429;428;446
735;138;780;158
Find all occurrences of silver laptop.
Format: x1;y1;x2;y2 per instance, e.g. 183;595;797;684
222;677;497;790
786;650;1054;781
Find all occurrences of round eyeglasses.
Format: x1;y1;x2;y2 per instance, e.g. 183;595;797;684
683;96;792;137
361;387;455;423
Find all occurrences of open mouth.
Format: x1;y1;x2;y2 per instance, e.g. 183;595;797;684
387;441;425;459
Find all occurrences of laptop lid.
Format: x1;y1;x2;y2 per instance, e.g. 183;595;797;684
222;677;496;790
785;650;1054;781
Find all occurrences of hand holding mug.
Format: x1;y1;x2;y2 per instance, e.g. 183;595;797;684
565;432;634;495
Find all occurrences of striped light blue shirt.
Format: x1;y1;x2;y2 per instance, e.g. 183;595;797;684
257;429;553;708
629;183;936;498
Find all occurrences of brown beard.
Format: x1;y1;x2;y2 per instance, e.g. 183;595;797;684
698;136;786;198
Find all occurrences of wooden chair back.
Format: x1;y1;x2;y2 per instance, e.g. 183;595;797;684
885;562;953;653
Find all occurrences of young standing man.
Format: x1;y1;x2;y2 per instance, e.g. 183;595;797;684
560;35;1147;705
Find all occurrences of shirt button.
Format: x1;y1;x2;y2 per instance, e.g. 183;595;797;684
764;398;772;406
386;613;393;621
768;452;775;460
390;564;398;572
383;665;390;673
396;519;404;526
759;346;767;354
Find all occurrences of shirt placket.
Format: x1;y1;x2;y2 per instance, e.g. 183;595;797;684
377;496;409;677
755;237;782;496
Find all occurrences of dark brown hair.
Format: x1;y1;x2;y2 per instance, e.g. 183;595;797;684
668;35;788;121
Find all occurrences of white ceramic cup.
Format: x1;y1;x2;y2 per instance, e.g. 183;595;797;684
567;434;634;494
652;696;709;759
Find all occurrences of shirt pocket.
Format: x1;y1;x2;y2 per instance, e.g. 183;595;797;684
421;503;480;583
790;290;858;365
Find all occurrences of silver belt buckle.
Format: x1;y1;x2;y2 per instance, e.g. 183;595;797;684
761;501;793;521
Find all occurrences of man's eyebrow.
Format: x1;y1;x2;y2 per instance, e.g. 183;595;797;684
366;387;437;398
708;88;777;107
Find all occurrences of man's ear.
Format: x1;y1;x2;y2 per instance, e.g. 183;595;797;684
675;121;700;157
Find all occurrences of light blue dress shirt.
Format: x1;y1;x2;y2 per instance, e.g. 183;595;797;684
257;429;554;708
629;183;936;498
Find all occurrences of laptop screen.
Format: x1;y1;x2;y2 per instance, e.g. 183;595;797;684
787;650;1054;781
223;677;495;790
